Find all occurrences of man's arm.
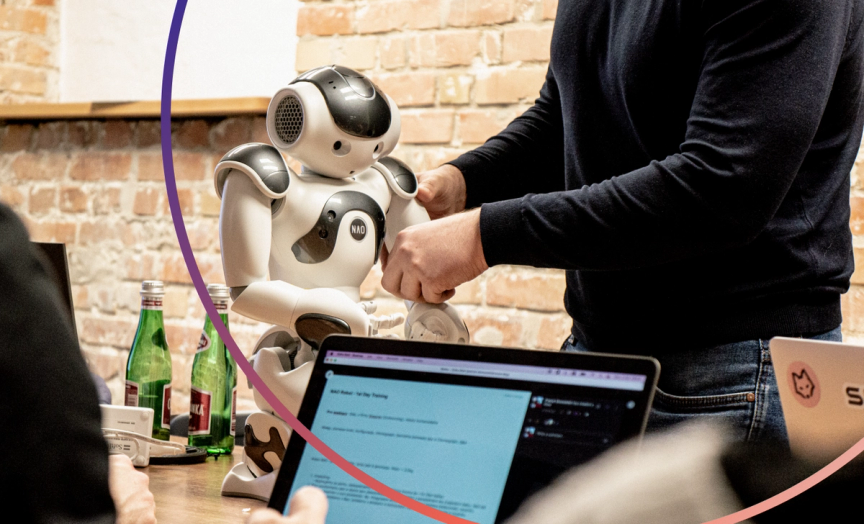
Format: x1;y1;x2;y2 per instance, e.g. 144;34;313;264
448;68;567;208
479;0;862;270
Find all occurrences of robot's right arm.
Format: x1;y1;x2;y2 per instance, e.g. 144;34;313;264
216;144;370;343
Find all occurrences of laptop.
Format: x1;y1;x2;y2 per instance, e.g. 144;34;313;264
772;337;864;463
268;335;659;524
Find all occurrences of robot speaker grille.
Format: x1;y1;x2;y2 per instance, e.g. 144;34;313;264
273;95;303;145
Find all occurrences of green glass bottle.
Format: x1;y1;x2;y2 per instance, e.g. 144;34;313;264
125;280;172;441
188;284;236;455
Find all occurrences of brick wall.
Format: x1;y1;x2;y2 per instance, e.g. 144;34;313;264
1;0;864;416
0;0;58;104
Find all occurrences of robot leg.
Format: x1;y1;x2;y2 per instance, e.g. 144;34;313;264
221;325;315;501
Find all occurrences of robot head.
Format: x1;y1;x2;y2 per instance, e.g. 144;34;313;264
266;65;401;179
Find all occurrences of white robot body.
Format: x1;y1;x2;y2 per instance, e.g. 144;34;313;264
217;65;469;500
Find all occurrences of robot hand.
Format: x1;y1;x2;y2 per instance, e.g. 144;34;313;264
405;301;469;344
360;302;405;337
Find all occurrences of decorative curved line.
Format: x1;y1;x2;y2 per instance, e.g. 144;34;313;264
159;2;474;523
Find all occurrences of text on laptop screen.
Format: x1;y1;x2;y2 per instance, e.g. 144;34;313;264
282;350;649;524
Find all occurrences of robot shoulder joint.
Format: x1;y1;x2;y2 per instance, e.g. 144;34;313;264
374;157;418;200
214;143;292;200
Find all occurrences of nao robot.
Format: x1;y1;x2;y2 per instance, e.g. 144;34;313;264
215;65;469;500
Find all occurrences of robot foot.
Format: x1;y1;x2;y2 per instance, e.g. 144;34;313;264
221;463;278;502
405;302;470;344
221;412;291;501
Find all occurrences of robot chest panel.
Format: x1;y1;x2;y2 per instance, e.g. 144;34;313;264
289;190;386;265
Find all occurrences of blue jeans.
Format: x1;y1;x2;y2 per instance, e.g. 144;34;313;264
562;326;842;444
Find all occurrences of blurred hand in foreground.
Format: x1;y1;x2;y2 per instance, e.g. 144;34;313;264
247;486;328;524
108;454;157;524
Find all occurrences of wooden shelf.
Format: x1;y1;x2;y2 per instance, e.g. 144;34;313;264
0;97;271;121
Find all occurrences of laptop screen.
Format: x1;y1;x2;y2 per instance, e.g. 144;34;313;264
271;337;657;524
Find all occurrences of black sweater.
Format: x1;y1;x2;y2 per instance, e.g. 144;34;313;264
450;0;864;353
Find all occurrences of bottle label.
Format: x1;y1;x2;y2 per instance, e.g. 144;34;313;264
125;380;139;407
197;331;211;353
215;302;228;311
161;383;172;429
189;386;212;435
141;298;163;311
230;387;237;436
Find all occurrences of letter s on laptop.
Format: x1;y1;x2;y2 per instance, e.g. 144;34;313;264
772;337;864;463
268;336;658;524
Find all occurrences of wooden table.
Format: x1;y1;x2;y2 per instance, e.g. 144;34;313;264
143;440;266;524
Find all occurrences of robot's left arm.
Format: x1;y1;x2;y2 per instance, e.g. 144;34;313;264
373;157;470;344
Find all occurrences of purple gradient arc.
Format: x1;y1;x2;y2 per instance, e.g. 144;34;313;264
159;2;864;523
159;2;473;523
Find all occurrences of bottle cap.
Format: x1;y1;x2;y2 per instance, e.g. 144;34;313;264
206;283;231;301
140;280;165;297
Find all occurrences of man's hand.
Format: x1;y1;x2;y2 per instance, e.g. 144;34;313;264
416;164;467;220
108;454;157;524
247;487;328;524
382;208;488;303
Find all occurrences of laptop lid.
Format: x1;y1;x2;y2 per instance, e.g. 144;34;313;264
772;337;864;463
268;335;659;524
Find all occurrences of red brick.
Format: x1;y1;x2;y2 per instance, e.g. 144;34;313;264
1;124;34;151
486;270;566;311
72;284;89;310
210;117;251;151
12;38;50;66
852;247;864;285
133;188;161;216
27;220;76;244
841;286;864;333
160;253;224;285
482;31;501;64
371;72;435;107
447;0;514;27
136;120;161;147
103;120;133;149
79;220;122;244
340;37;379;71
438;73;473;104
0;186;25;207
12;152;69;181
69;152;133;181
200;191;222;217
543;0;558;20
34;121;67;150
458;109;515;143
474;67;546;104
68;121;99;149
536;314;572;350
296;39;333;72
0;6;48;33
173;152;207;181
28;186;56;215
451;278;482;305
32;0;56;6
81;347;122;380
175;120;210;149
502;27;553;62
850;196;864;235
462;310;524;347
380;36;408;69
410;31;481;67
80;316;138;349
165;321;204;356
400;109;455;144
93;187;121;215
297;4;354;36
124;253;157;281
161;188;193;217
0;64;45;94
137;152;164;181
405;0;442;30
163;287;190;319
356;1;407;34
59;186;88;213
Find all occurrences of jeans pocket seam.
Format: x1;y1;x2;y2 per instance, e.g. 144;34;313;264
654;387;752;408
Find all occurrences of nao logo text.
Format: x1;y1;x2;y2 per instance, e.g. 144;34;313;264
844;383;864;409
350;218;367;241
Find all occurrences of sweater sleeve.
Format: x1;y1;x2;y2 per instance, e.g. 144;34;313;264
448;66;567;209
477;0;860;269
